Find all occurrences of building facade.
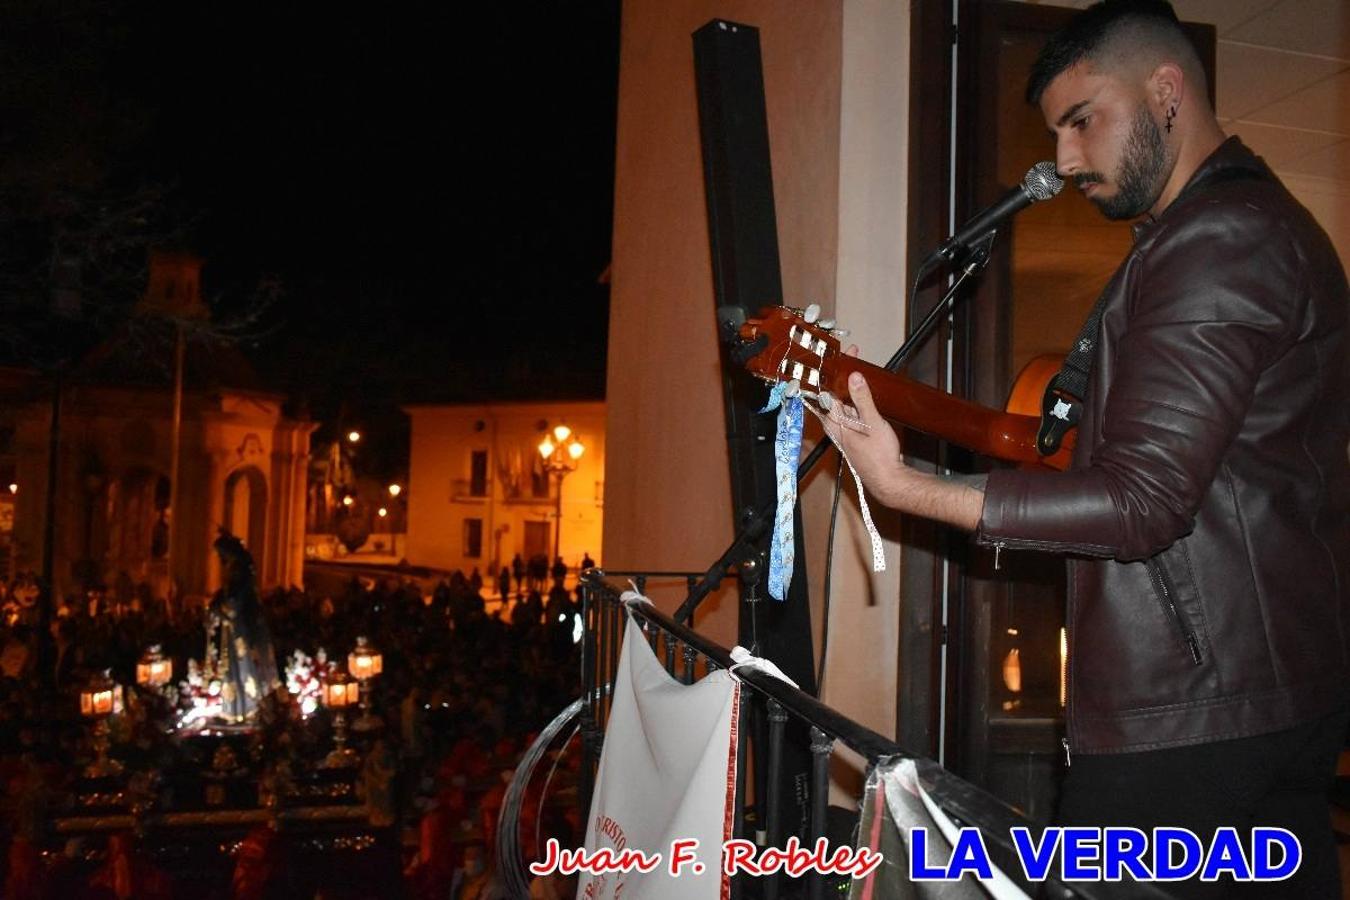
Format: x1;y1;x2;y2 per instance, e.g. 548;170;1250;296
4;378;313;602
403;401;604;579
1;253;314;602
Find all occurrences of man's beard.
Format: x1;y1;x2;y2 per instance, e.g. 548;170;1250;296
1078;105;1170;220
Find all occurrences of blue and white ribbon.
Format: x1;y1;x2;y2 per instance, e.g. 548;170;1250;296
761;382;804;601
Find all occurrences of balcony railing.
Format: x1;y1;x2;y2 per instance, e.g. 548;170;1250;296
504;571;1168;900
450;478;491;501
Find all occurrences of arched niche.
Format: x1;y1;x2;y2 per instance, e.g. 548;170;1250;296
223;465;268;558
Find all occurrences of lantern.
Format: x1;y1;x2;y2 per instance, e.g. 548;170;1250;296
347;636;383;681
136;645;174;689
322;670;361;768
80;671;117;718
79;672;123;777
323;673;360;709
347;637;383;732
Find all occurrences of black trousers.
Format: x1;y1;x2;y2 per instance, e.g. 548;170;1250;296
1055;708;1348;900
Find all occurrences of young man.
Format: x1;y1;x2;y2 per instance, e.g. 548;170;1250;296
828;2;1350;896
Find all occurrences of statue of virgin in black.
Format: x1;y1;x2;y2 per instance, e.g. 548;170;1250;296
207;529;280;722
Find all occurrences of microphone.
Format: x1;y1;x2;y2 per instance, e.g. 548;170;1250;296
922;161;1064;271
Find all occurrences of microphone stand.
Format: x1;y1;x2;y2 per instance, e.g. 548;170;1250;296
671;230;999;627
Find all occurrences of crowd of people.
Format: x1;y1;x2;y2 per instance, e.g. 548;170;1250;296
0;567;587;899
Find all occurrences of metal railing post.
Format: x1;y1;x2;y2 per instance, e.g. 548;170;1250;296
663;632;678;676
763;699;788;900
730;686;749;900
808;727;834;900
579;579;598;808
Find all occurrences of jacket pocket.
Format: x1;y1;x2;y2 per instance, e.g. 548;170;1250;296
1146;557;1203;665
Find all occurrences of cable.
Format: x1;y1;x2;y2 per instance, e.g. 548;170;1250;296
533;723;580;864
496;697;584;898
813;270;928;698
815;452;845;694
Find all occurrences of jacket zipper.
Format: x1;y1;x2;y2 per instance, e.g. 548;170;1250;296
1146;560;1202;665
979;534;1116;561
1063;590;1074;767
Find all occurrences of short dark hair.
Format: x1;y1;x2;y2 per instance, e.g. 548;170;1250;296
1026;0;1192;105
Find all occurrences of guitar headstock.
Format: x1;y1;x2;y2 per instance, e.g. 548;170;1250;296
737;305;843;397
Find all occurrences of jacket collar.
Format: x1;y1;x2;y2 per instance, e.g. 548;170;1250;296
1132;136;1270;240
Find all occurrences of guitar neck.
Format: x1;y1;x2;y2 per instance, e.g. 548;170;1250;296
822;355;1072;470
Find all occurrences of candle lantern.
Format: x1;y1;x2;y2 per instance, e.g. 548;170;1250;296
321;670;361;767
347;636;383;681
324;676;361;709
79;671;123;777
136;645;174;689
347;637;384;732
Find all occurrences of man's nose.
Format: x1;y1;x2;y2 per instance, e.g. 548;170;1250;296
1054;136;1080;178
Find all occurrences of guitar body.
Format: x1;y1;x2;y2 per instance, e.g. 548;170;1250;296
738;307;1076;470
1006;354;1065;417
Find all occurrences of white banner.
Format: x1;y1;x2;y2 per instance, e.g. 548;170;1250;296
850;758;1030;900
577;616;741;900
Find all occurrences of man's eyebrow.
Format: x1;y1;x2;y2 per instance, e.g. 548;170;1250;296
1055;100;1091;128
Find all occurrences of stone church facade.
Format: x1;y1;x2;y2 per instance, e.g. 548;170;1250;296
1;253;313;602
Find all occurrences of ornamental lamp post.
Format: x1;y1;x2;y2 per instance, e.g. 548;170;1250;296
321;670;362;767
537;424;585;566
347;636;384;732
80;671;123;777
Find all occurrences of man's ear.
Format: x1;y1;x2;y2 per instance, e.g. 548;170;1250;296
1150;61;1185;116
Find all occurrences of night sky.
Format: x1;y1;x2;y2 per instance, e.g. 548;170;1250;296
2;1;621;470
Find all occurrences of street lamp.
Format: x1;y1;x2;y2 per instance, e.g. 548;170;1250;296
538;424;585;566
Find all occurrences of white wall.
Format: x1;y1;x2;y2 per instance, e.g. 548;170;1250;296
605;1;912;789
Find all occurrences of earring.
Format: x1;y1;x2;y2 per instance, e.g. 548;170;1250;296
1165;106;1177;134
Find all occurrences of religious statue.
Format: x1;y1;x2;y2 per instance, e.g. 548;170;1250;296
206;529;280;722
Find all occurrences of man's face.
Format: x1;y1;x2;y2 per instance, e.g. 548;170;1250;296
1039;63;1170;220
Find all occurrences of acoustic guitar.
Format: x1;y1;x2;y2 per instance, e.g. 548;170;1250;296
737;306;1075;470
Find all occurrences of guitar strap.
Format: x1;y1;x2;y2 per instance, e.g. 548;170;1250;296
1035;291;1102;457
1036;164;1269;458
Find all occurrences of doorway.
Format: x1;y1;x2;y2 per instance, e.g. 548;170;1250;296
523;520;550;564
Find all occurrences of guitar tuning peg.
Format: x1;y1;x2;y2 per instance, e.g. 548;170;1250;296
784;379;802;398
803;303;821;324
830;328;851;339
818;318;835;330
817;390;835;411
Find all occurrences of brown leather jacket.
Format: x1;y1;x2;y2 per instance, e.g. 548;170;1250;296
975;138;1350;755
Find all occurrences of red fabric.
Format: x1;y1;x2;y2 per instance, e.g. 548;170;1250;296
232;826;282;900
4;836;49;900
87;834;173;900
